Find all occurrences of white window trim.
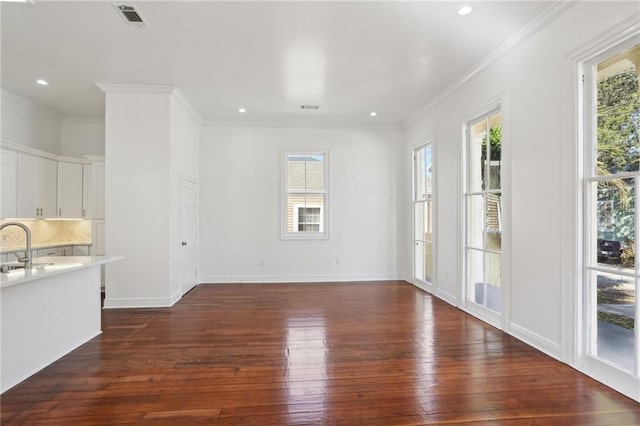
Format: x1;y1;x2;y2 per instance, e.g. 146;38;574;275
561;14;640;402
579;36;640;391
281;149;329;240
461;100;507;330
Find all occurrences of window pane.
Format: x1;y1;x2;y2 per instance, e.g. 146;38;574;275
485;192;501;251
288;196;324;234
424;242;433;283
596;44;640;176
484;252;501;313
414;240;425;282
595;179;634;267
424;199;433;243
414;202;425;241
287;155;306;191
287;154;325;191
469;119;487;192
468;248;484;306
415;148;426;201
425;145;433;199
305;154;325;191
593;271;635;372
467;195;484;249
487;113;502;190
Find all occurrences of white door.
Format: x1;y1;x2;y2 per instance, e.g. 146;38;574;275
180;177;198;294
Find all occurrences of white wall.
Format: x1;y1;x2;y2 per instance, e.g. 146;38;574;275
199;125;405;283
102;86;200;308
103;89;172;307
1;91;61;153
169;95;201;299
60;118;105;157
404;1;638;360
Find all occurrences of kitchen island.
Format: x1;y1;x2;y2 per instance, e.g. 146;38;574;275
1;256;122;392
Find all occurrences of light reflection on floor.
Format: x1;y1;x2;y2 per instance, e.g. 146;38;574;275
285;316;328;411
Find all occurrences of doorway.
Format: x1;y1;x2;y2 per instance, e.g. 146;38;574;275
180;176;198;294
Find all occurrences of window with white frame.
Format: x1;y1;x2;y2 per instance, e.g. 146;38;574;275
583;42;640;374
283;152;328;239
414;143;434;285
464;109;502;315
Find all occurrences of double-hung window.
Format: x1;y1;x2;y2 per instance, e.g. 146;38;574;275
282;151;328;239
464;109;502;316
583;42;640;374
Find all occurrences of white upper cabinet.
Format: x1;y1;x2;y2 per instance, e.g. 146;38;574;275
1;149;18;218
57;161;83;218
4;146;104;219
82;161;105;218
17;153;57;218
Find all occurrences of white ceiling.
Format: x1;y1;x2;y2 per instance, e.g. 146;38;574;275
1;1;553;128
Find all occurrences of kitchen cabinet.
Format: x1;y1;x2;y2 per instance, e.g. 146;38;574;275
82;162;105;218
36;247;65;257
17;153;57;218
72;245;90;256
91;220;105;255
57;162;83;218
1;149;18;218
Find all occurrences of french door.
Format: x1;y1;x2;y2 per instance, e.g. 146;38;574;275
414;143;434;286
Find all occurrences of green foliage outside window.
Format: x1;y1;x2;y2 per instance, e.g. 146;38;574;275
596;65;640;265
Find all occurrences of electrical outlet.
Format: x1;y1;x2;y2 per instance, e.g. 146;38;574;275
259;259;264;267
336;258;341;265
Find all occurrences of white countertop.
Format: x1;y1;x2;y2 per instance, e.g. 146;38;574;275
1;242;92;254
0;256;123;289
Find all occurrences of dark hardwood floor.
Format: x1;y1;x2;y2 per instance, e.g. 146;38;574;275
2;281;639;425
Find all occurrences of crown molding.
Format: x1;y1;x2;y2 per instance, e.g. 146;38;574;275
0;90;62;121
202;119;402;131
567;13;640;62
171;87;203;125
0;138;90;163
94;84;176;94
62;116;104;124
95;84;202;125
402;1;574;129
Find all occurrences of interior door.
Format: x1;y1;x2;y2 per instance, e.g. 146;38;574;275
180;177;198;294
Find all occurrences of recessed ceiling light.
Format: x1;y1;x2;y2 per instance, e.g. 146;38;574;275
458;5;473;16
370;111;378;117
238;108;246;113
36;79;48;86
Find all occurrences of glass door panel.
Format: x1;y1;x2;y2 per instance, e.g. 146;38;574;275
414;144;433;285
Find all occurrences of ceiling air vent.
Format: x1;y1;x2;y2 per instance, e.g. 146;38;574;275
300;105;319;110
113;4;148;28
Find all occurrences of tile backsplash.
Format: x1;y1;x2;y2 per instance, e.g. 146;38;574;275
0;219;92;251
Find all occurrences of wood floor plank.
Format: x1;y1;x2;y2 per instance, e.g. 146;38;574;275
2;281;639;425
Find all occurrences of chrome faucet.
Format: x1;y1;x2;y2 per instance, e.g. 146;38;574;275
0;222;32;269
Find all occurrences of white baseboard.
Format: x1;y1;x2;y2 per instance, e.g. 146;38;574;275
169;288;182;307
410;280;433;294
103;296;177;309
508;322;562;360
435;288;458;306
199;273;406;284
